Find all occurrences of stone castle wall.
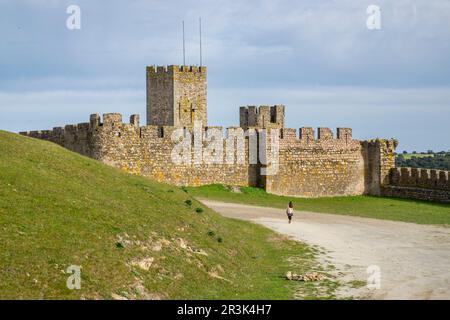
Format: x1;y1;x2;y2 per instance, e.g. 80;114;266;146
20;113;397;198
262;128;397;197
23;117;449;203
21;113;257;187
263;127;365;197
381;167;450;203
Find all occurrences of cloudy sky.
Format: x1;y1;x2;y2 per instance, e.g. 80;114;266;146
0;0;449;151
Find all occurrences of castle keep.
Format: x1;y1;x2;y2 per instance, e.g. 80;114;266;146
20;65;450;202
146;65;207;127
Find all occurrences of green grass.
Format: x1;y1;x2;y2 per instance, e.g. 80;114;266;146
400;153;434;160
348;280;366;289
186;185;450;225
0;131;334;299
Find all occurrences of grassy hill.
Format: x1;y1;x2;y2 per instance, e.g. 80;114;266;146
186;185;450;225
0;131;332;300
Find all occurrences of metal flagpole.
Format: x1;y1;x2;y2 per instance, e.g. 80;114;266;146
182;20;186;66
199;17;202;67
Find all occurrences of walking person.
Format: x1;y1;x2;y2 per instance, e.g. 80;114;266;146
286;201;294;224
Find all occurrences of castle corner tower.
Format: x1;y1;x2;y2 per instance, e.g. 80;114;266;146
146;65;207;127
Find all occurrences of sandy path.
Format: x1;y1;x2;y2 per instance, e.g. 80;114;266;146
201;199;450;300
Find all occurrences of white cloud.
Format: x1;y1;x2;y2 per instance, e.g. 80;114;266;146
0;0;449;151
1;0;450;87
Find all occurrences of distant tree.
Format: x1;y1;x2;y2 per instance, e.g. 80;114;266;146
427;150;434;154
395;152;450;170
412;151;417;154
409;159;418;168
403;151;408;154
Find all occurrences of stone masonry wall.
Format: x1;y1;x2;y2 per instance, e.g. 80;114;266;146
173;66;207;127
146;65;207;127
240;105;285;130
20;113;397;198
146;66;175;126
99;121;253;187
19;118;100;158
264;127;371;197
21;113;253;187
361;139;397;196
382;167;450;203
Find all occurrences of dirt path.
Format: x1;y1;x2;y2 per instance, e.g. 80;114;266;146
201;200;450;300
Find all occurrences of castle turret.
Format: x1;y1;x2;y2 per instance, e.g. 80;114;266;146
239;105;285;130
146;65;207;127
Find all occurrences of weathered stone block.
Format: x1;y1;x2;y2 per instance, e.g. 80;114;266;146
318;128;333;140
400;167;411;186
130;114;140;127
337;128;352;140
299;127;315;142
90;114;100;128
103;113;122;125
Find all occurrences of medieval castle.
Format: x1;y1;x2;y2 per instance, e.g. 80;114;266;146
20;65;450;202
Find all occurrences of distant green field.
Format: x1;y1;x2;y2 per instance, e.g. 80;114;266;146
400;153;434;160
186;185;450;225
0;131;336;299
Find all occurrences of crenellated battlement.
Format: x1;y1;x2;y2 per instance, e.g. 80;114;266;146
20;113;258;145
280;127;352;140
146;65;207;75
280;127;356;146
318;127;333;140
382;167;450;202
240;105;285;129
20;113;141;138
20;117;362;161
17;109;403;199
389;167;450;191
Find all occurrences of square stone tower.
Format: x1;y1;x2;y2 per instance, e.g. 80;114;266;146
146;65;207;127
